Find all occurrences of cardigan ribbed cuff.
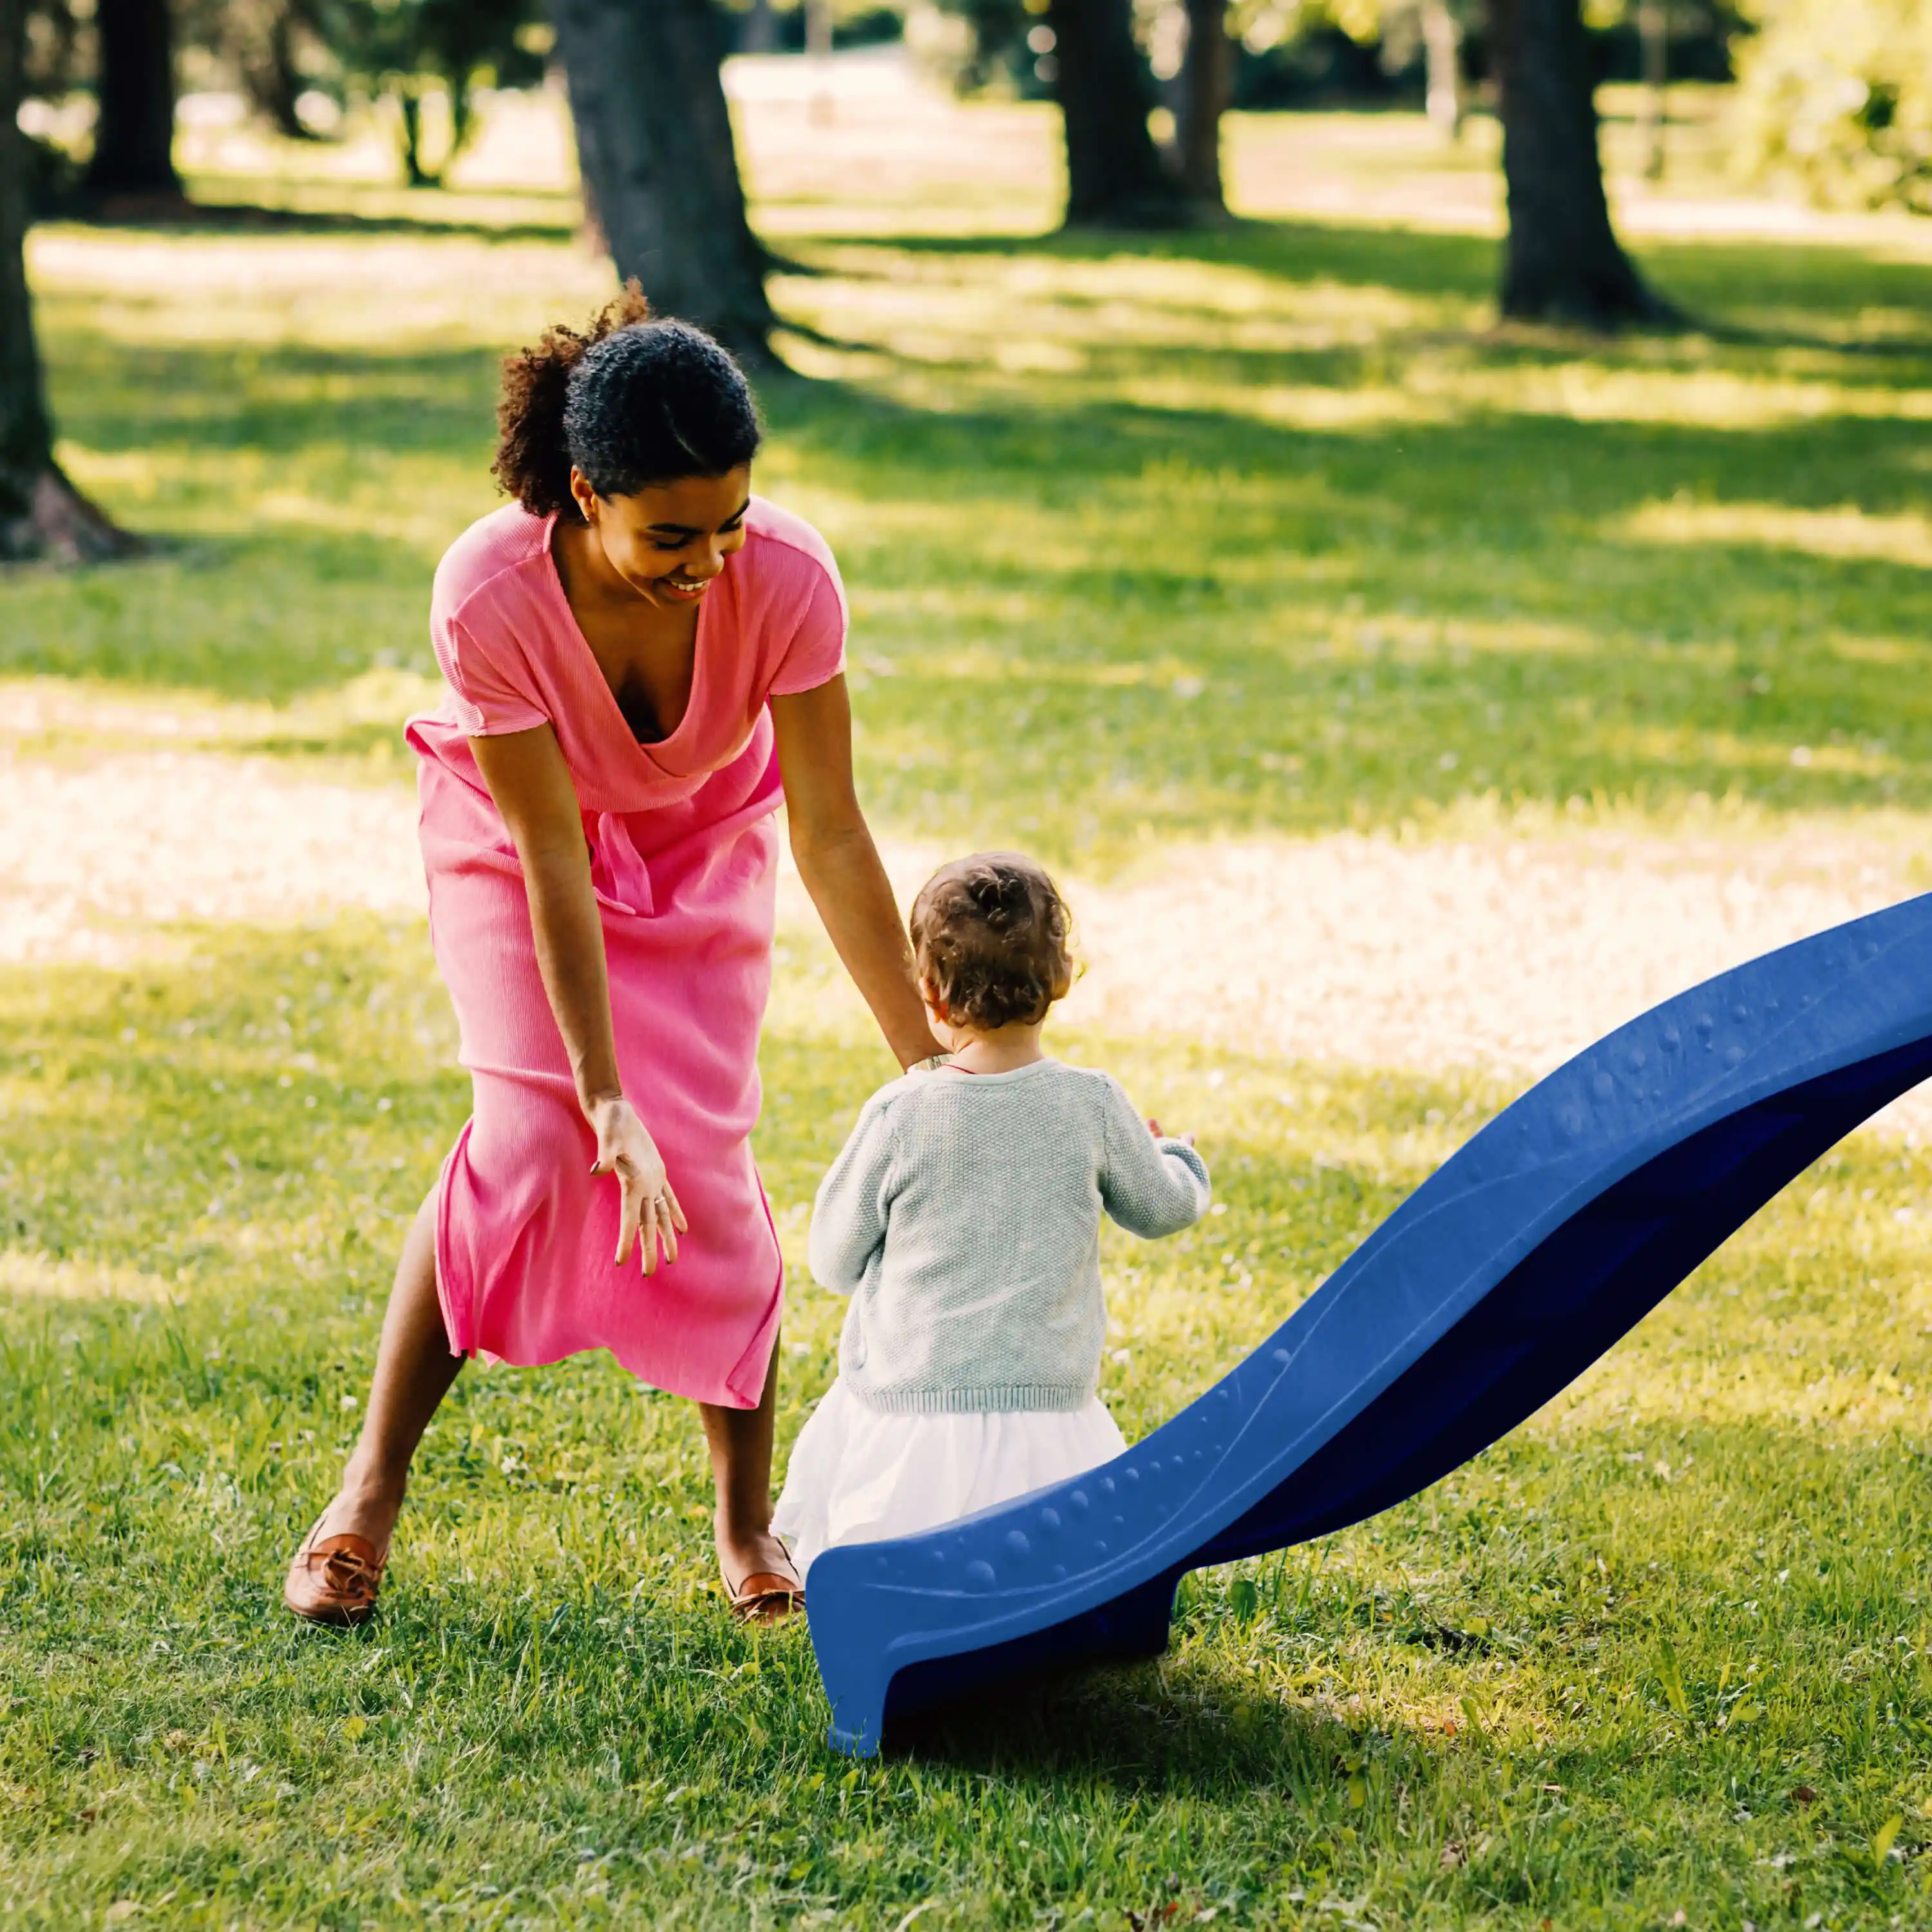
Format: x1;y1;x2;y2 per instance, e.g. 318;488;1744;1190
850;1381;1097;1416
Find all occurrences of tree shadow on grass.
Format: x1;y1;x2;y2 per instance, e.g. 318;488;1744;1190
50;194;580;249
813;220;1932;362
12;220;1932;827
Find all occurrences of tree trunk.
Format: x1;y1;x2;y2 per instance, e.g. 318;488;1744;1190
1048;0;1191;228
239;5;314;142
1;0;138;560
1637;0;1667;180
1491;0;1677;327
86;0;181;200
805;0;833;128
742;0;777;56
1421;0;1464;140
1172;0;1229;213
394;88;432;188
548;0;774;363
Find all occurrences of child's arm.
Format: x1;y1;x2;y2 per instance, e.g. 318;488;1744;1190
806;1094;899;1294
1098;1077;1212;1238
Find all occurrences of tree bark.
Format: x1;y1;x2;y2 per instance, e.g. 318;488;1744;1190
1172;0;1229;213
86;0;181;200
1491;0;1677;326
2;0;138;559
1048;0;1191;228
547;0;774;363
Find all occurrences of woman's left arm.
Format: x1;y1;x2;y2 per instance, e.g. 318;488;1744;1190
770;676;943;1072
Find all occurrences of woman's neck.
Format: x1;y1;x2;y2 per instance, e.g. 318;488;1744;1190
943;1021;1048;1075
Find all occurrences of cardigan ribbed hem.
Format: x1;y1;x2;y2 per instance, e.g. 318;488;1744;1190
849;1381;1097;1416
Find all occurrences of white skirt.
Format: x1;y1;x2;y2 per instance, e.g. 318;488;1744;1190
773;1378;1128;1582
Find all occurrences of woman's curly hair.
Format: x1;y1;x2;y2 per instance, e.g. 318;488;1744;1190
491;283;762;520
910;853;1076;1034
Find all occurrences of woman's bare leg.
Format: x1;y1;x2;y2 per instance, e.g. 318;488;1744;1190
699;1338;798;1597
311;1188;464;1553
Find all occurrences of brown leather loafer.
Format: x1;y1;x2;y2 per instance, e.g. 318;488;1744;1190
284;1514;388;1627
722;1565;804;1626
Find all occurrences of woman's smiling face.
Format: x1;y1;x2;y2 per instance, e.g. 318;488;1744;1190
571;464;753;611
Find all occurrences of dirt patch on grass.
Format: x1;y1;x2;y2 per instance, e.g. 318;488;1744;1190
6;743;1924;1132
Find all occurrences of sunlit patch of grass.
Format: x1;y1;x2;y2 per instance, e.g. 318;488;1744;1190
4;920;1930;1926
1620;497;1932;569
11;179;1932;855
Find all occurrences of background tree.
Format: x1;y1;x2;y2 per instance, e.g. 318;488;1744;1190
207;0;323;142
1490;0;1676;324
85;0;181;200
1730;0;1932;215
327;0;542;188
1171;0;1232;213
1418;0;1465;138
546;0;775;361
2;0;135;557
1048;0;1191;226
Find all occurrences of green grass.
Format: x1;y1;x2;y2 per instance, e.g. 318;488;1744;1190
6;103;1932;1928
8;200;1932;867
5;925;1931;1927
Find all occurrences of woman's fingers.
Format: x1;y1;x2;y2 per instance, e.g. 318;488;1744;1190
587;1105;683;1276
613;1170;638;1266
638;1189;660;1276
662;1180;688;1234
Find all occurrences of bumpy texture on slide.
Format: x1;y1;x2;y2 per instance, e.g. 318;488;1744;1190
808;894;1932;1756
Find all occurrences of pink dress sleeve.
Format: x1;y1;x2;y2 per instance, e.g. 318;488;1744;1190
766;556;849;699
433;605;551;738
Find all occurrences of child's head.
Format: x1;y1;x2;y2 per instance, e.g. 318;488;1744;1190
910;852;1075;1038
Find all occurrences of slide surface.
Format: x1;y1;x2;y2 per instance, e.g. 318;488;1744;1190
806;891;1932;1756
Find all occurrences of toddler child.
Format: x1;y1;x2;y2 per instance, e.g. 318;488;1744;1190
773;851;1212;1581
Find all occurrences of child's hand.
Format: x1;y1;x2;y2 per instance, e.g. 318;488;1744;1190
1147;1119;1197;1148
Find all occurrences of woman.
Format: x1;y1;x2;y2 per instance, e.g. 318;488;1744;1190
285;290;940;1627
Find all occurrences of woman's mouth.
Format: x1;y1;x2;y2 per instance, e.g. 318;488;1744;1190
659;576;708;601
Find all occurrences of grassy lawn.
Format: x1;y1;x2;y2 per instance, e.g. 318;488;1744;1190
4;100;1932;1929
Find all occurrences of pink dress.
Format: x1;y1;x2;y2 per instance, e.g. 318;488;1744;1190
404;497;847;1409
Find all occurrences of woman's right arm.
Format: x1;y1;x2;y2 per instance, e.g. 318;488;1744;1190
469;724;687;1273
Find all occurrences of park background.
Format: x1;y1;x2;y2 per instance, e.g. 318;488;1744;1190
3;1;1932;1926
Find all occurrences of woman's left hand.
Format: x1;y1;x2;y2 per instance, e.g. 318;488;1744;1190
589;1094;689;1273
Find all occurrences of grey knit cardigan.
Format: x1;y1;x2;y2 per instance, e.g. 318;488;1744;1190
807;1059;1212;1414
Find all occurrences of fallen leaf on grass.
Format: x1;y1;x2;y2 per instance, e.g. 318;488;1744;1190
1791;1785;1818;1806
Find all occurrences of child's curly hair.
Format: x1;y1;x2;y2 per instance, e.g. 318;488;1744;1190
491;283;762;520
910;853;1075;1034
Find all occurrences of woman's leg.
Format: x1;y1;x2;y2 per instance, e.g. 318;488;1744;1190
699;1336;799;1597
311;1188;464;1553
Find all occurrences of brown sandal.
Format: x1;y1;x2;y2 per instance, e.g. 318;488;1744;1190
722;1553;805;1625
284;1513;389;1627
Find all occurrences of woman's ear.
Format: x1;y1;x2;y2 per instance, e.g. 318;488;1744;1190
569;466;599;524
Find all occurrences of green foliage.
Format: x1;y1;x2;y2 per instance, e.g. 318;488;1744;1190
317;0;546;185
1732;0;1932;214
909;0;1049;99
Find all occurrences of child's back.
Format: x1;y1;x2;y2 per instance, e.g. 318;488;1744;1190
810;1059;1209;1416
774;851;1211;1586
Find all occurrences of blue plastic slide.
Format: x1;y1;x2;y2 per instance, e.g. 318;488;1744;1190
806;893;1932;1756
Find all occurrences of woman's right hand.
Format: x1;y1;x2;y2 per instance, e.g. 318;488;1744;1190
588;1095;688;1273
